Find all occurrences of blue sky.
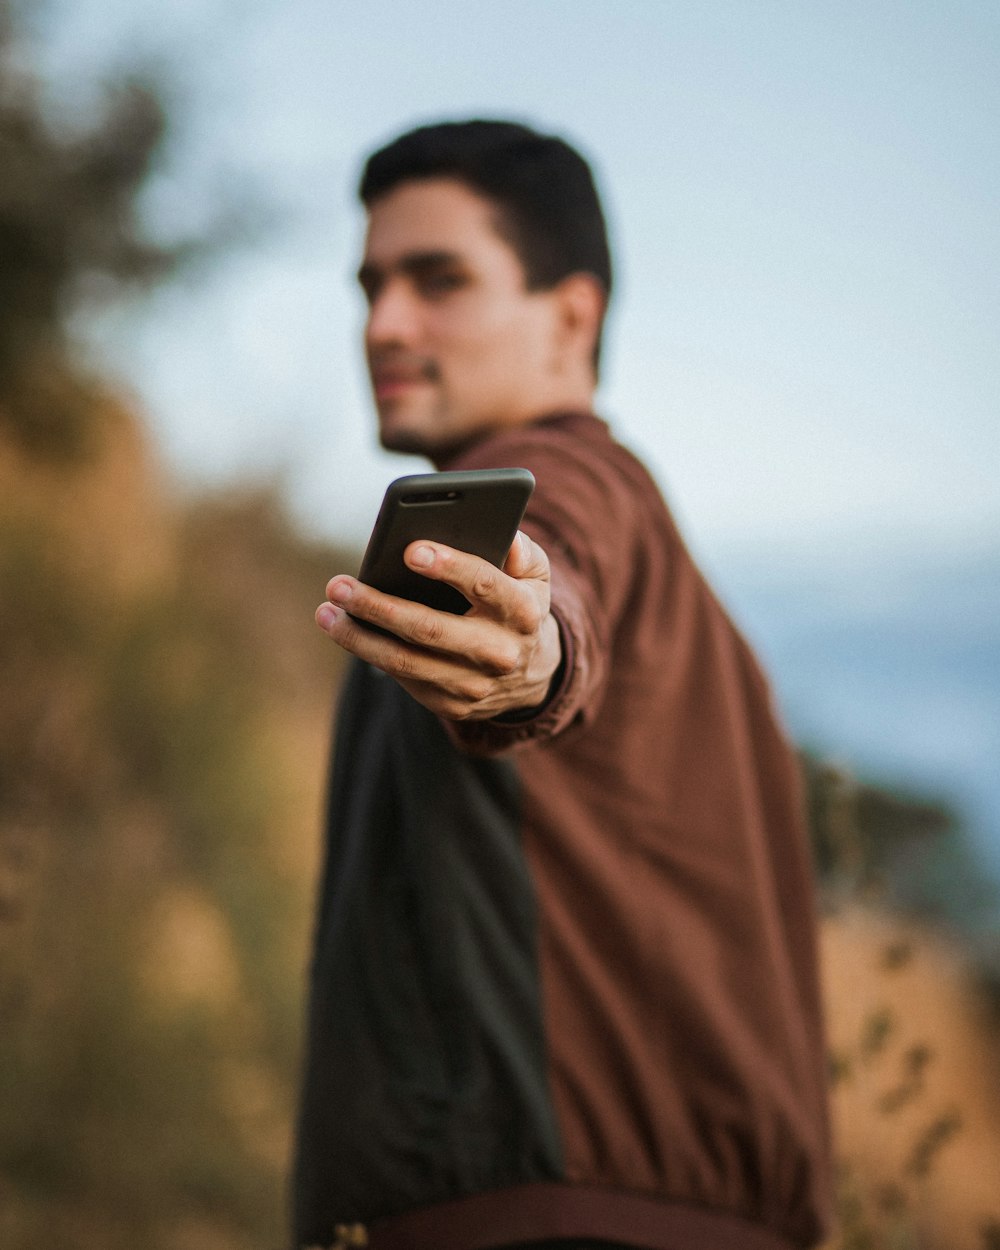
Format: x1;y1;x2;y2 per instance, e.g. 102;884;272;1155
35;0;1000;567
26;1;1000;872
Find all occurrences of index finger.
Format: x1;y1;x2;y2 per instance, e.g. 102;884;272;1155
406;534;552;631
403;540;516;618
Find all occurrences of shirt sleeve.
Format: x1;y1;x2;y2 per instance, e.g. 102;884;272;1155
438;421;654;756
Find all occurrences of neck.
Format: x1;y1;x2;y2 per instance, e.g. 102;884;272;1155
431;406;597;469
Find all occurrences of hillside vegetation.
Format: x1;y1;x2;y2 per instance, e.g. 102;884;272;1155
2;5;998;1241
0;401;353;1248
2;400;999;1249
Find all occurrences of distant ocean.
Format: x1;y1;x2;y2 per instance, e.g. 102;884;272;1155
708;543;1000;885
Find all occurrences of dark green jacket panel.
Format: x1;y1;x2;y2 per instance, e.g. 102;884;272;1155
293;660;563;1237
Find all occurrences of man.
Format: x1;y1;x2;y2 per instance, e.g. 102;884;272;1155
294;120;832;1250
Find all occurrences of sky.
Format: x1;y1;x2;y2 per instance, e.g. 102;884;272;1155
32;0;1000;565
24;0;1000;869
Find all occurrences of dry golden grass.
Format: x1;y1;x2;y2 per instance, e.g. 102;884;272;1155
0;396;176;600
822;906;1000;1249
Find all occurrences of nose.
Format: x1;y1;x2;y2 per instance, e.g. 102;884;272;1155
366;278;420;350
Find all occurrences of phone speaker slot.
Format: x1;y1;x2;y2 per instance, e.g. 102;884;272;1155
400;491;461;505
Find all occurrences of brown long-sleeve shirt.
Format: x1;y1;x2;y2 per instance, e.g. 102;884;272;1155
293;412;833;1249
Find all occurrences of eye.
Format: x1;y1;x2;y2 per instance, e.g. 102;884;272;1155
417;269;467;298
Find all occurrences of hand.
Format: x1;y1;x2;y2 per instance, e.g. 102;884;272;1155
315;531;562;721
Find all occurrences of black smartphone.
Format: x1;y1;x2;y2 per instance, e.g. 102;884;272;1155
357;468;535;616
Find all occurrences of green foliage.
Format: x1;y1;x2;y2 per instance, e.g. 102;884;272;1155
802;754;998;933
0;0;205;462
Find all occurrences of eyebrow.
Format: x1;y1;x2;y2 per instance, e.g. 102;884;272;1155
356;249;465;287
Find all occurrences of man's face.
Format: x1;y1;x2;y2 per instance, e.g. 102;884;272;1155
358;178;565;457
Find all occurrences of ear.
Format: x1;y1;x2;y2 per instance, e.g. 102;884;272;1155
552;273;606;373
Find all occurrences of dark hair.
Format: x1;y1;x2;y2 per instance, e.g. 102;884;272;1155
359;119;612;369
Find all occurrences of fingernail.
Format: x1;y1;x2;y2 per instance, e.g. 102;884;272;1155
409;545;434;568
316;604;340;630
329;579;353;604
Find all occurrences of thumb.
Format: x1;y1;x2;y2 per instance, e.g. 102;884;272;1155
503;531;549;583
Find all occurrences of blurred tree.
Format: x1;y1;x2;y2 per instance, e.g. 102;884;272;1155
803;754;998;934
0;0;193;460
0;5;347;1245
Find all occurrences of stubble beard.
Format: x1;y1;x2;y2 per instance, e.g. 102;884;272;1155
369;354;447;458
378;424;436;456
375;394;444;458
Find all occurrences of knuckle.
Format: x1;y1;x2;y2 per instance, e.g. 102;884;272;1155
513;598;543;633
504;589;542;635
488;643;520;677
411;610;444;648
471;563;500;600
387;647;415;680
457;674;492;705
364;594;393;626
442;698;472;721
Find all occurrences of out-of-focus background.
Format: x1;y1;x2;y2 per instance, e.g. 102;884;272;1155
1;2;998;1248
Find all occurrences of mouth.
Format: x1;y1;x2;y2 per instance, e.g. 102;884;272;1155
369;355;438;403
372;374;425;402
